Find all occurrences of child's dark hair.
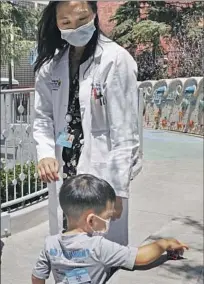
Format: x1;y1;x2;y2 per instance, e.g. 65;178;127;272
59;174;116;220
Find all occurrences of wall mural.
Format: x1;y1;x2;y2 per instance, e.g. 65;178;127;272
140;77;204;136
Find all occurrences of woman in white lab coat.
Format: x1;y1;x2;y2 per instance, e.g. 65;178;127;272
33;1;141;245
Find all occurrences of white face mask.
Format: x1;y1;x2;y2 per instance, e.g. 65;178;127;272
91;215;111;237
59;19;96;47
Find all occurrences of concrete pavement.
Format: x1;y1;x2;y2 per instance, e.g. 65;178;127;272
108;217;203;284
1;129;203;284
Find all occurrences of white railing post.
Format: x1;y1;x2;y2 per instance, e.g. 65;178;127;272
138;87;144;160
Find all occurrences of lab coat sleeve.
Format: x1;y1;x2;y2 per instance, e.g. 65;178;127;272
103;49;140;198
33;66;56;162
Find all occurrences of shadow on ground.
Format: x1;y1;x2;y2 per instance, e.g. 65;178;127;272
136;216;204;282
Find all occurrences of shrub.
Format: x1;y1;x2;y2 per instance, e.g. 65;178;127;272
0;161;47;211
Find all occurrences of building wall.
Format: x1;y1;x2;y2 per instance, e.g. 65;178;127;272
1;65;9;78
14;52;35;88
98;2;124;35
16;0;35;8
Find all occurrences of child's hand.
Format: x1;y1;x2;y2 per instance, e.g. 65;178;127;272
136;238;189;266
166;238;189;255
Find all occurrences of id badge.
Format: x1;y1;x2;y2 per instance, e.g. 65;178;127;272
65;268;91;284
56;132;74;148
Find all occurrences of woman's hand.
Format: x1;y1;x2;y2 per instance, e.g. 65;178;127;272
38;158;59;183
112;197;123;220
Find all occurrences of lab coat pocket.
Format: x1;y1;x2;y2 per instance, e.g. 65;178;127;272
90;82;108;132
90;132;111;163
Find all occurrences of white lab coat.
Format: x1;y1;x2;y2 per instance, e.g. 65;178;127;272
33;35;142;235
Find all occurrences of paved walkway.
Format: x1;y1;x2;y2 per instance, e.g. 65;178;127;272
1;130;203;284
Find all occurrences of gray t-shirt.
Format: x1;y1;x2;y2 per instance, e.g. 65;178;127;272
32;232;138;284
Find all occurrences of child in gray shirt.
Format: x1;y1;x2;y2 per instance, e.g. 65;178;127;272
32;174;189;284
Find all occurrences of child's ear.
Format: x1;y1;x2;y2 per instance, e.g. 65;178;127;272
87;214;94;225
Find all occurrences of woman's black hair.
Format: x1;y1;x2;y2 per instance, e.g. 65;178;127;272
34;1;100;73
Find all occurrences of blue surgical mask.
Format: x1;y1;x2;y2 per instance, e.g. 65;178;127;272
59;19;96;47
91;215;111;237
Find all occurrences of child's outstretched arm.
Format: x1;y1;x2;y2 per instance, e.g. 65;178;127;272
135;238;189;266
32;275;45;284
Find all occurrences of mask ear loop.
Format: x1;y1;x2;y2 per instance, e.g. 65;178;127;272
96;215;110;223
93;215;111;233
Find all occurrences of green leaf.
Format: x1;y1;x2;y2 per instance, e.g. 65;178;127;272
133;20;171;44
110;2;140;25
111;19;136;46
111;1;202;79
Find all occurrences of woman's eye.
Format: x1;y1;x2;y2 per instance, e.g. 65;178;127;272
60;19;71;25
79;17;88;21
62;22;70;25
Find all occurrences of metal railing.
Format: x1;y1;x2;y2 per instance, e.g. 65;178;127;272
0;87;144;212
0;88;48;211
